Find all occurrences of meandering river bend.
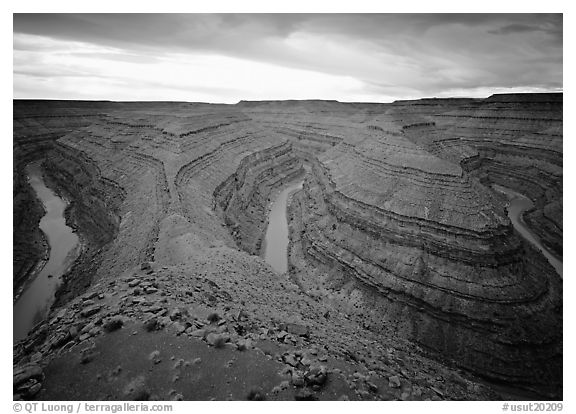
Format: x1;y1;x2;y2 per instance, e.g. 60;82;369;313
262;181;304;274
13;161;80;342
493;184;562;278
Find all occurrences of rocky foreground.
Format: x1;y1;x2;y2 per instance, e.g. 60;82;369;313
13;95;562;400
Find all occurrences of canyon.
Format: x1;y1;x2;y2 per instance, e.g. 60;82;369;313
13;161;80;343
13;95;562;401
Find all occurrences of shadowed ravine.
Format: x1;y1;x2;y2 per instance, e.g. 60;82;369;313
13;161;80;342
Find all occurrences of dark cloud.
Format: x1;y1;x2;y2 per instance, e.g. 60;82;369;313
13;14;562;53
13;13;563;101
488;23;544;35
487;14;562;41
13;14;302;53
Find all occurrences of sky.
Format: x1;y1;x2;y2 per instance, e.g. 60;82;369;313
13;13;563;103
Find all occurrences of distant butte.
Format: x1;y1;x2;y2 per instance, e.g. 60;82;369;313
13;94;562;401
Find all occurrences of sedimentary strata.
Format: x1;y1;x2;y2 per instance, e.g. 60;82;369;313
213;142;304;254
394;94;563;258
13;94;563;400
242;95;563;396
13;101;108;298
289;135;561;392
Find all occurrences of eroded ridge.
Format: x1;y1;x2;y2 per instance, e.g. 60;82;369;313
387;94;563;258
240;97;562;393
289;132;561;391
13;95;562;400
13;101;110;297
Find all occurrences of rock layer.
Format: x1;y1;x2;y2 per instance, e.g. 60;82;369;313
13;101;108;298
289;142;561;391
213;142;303;254
13;95;563;399
243;95;562;395
392;94;563;258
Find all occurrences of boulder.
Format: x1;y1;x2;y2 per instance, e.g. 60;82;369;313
306;365;328;386
14;363;43;387
283;353;300;367
80;305;102;318
388;375;402;388
206;333;229;348
281;323;310;338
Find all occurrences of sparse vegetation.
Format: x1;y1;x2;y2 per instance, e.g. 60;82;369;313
103;317;123;332
143;318;160;332
207;312;221;324
247;388;265;400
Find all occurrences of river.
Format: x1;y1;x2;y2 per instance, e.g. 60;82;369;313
13;162;81;342
262;181;304;274
493;184;562;278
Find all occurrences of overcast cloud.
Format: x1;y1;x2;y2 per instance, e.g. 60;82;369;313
13;13;563;102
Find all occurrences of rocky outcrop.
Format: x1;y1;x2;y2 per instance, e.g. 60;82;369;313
13;253;502;401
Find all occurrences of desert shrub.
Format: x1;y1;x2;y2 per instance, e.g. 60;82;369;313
207;312;221;324
213;334;227;349
103;318;123;332
247;388;265;400
143;318;159;332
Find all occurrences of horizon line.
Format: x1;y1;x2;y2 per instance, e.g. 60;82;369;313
12;91;565;106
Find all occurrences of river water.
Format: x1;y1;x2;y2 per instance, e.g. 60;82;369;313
13;162;80;342
262;181;304;274
493;184;562;278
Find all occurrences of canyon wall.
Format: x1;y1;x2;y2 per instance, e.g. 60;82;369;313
13;95;563;398
13;101;109;297
213;142;303;255
241;95;562;395
389;94;563;258
289;134;561;391
43;142;125;305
